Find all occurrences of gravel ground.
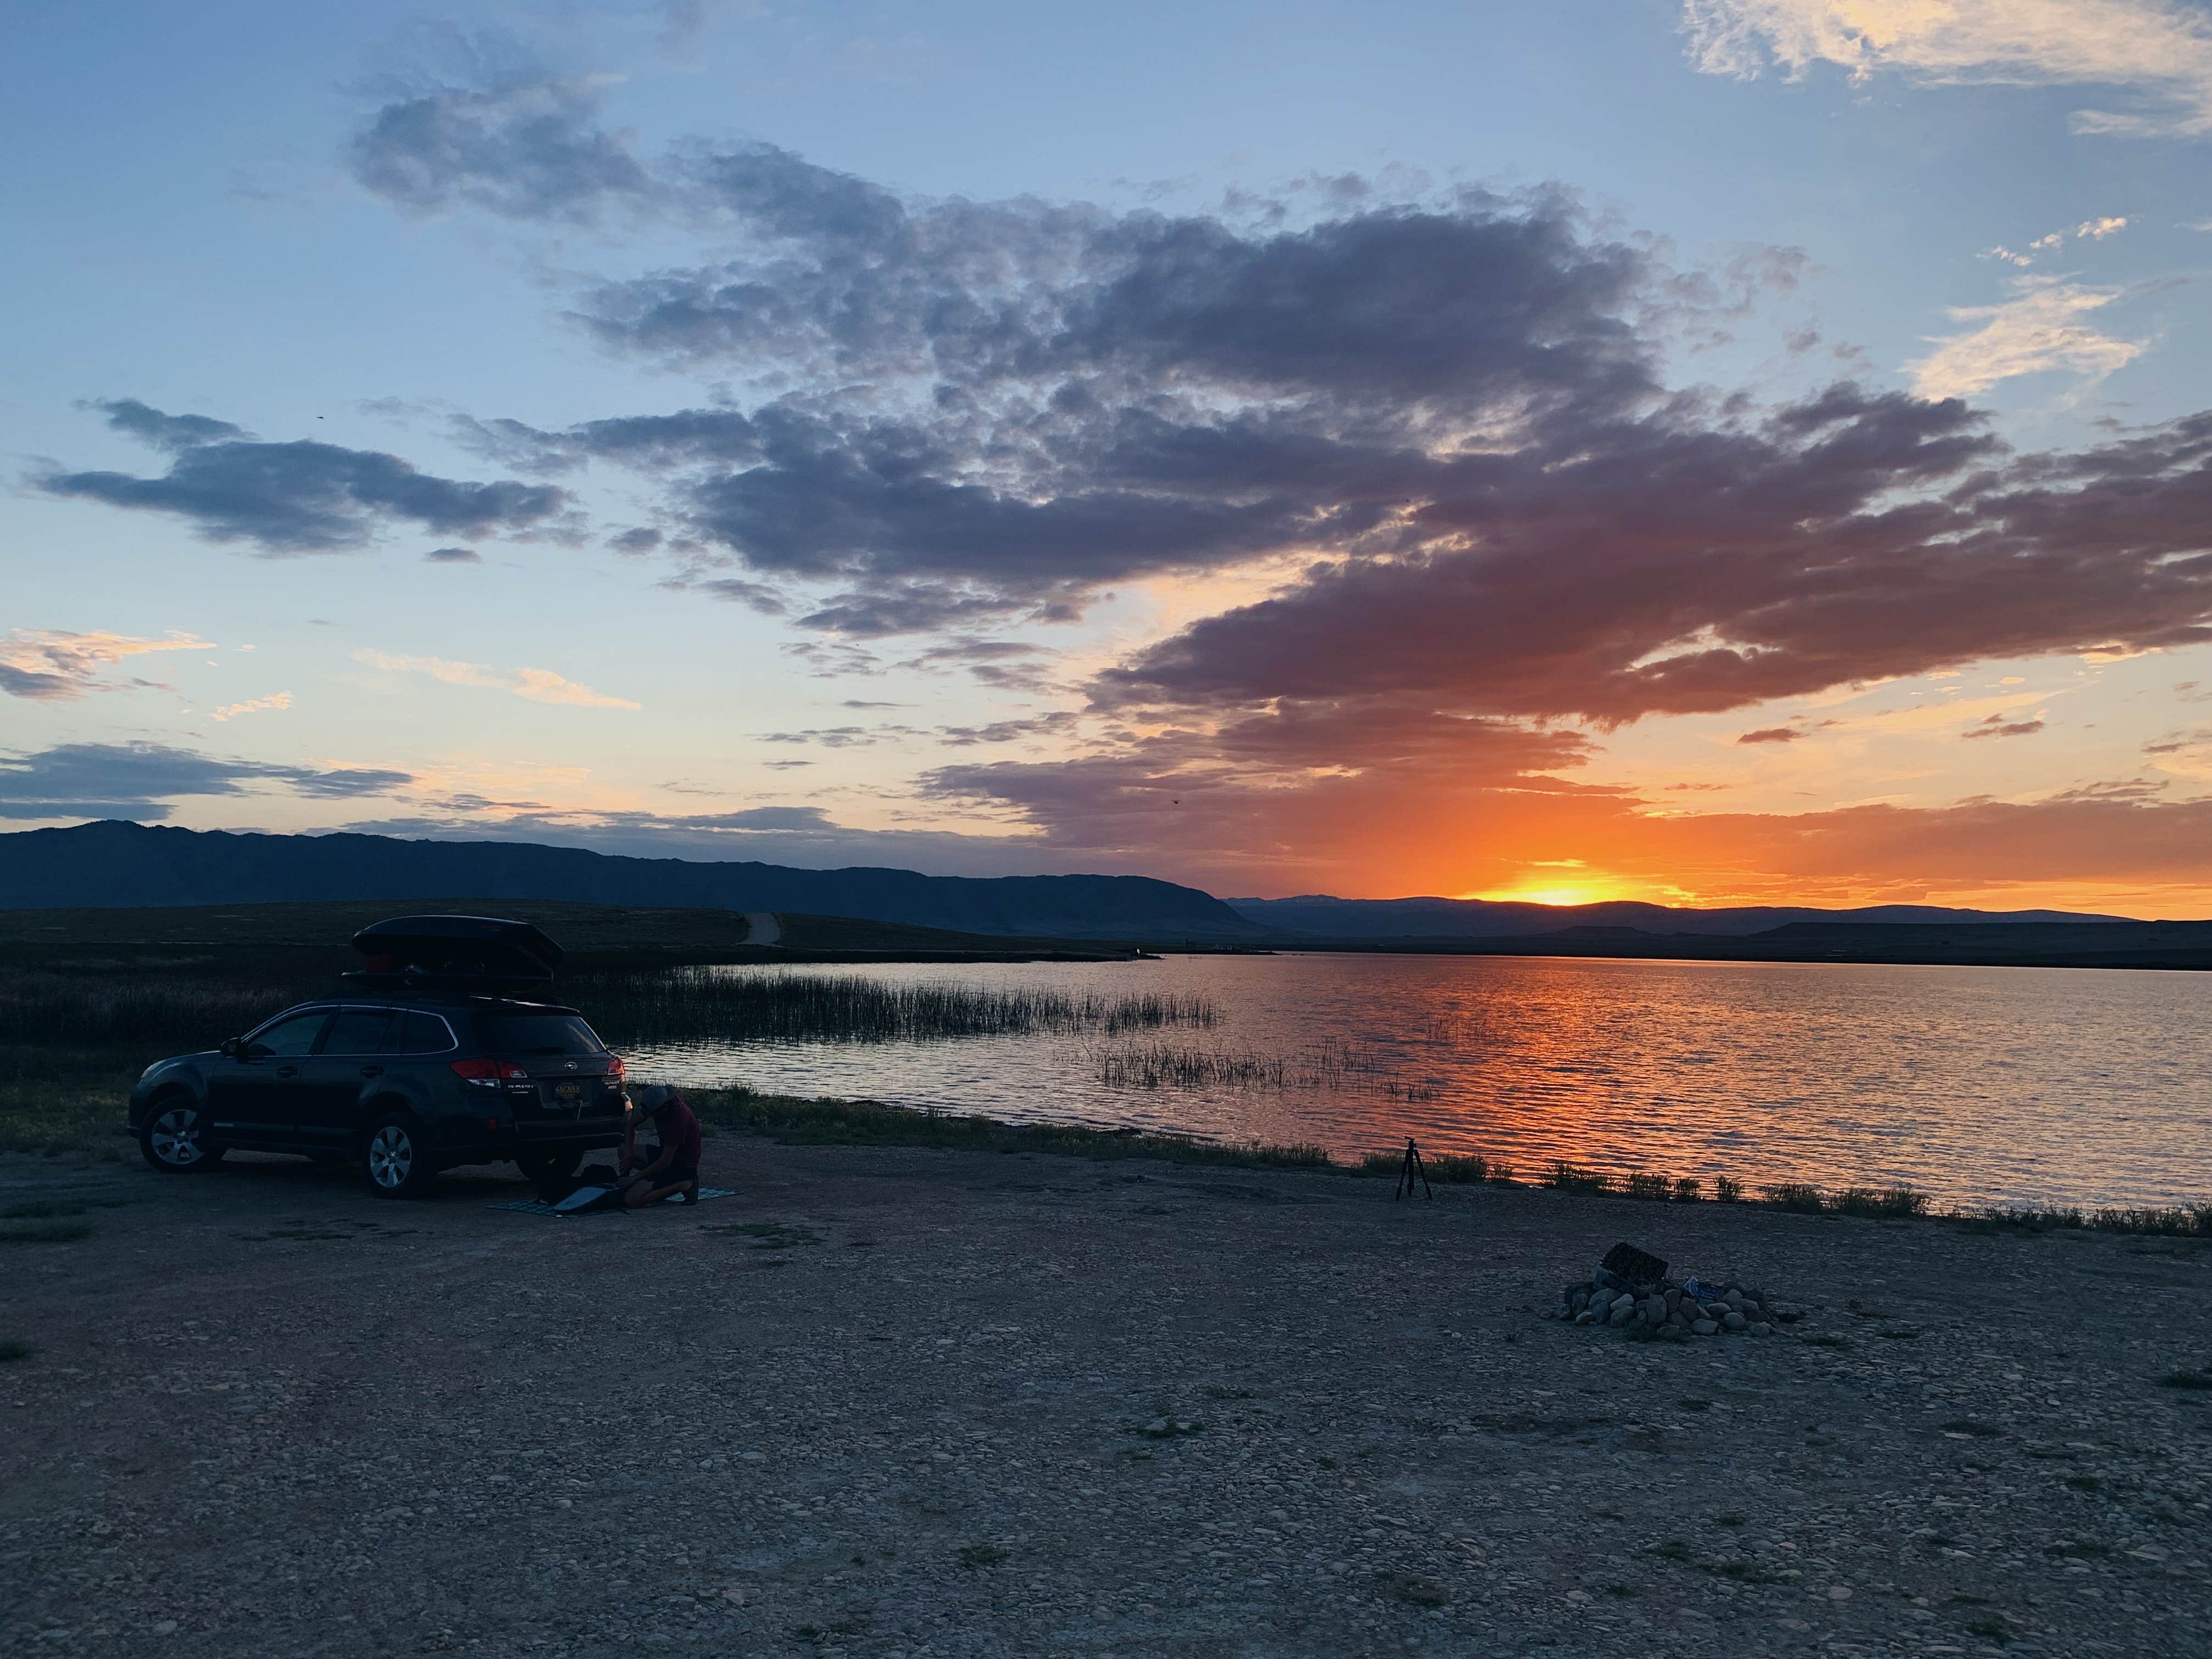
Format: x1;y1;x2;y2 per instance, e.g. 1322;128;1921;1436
3;1137;2209;1658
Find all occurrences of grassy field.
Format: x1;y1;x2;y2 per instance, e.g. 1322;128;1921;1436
1;1043;156;1157
0;898;757;952
0;900;1146;961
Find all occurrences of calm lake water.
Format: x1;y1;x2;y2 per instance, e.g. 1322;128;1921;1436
623;953;2212;1211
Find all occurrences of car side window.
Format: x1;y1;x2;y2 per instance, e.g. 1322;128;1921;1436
386;1012;455;1054
247;1011;330;1058
319;1008;394;1056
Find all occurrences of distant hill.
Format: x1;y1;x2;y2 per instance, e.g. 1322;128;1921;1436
0;822;1263;940
1227;893;2135;937
0;899;1149;964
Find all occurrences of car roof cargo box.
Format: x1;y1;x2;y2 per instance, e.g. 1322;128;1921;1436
346;914;565;991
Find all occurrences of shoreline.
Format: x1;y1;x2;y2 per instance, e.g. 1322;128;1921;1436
691;1090;2212;1239
16;1080;2207;1241
4;1133;2209;1656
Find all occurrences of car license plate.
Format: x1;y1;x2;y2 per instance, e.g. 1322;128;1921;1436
554;1082;581;1101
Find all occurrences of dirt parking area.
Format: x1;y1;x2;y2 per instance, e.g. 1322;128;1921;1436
3;1138;2209;1657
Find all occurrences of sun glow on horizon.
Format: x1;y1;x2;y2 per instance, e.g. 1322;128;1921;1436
1459;882;1638;908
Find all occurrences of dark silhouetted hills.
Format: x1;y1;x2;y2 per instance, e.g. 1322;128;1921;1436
1226;893;2132;936
0;822;1262;940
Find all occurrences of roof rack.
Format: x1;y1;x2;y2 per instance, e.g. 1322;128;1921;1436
344;914;565;991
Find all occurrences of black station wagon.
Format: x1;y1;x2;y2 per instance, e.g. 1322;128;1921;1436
127;916;628;1197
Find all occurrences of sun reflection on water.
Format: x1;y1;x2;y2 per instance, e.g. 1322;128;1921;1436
623;953;2212;1212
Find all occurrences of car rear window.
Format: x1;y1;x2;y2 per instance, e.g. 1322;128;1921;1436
472;1013;605;1057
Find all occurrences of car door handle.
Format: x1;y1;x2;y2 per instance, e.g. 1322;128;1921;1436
275;1066;300;1079
360;1065;383;1077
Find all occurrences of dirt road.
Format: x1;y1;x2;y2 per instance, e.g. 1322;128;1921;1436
3;1139;2208;1656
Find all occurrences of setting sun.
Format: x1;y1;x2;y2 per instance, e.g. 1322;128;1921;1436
1462;881;1637;908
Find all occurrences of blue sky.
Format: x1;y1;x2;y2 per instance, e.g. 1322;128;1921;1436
7;2;2212;911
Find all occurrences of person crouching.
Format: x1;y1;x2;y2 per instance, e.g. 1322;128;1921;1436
620;1084;702;1207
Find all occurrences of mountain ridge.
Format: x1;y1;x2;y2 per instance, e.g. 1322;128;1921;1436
1225;893;2137;938
1;822;2154;942
0;822;1262;940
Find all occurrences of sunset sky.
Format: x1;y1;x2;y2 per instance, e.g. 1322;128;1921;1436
7;2;2212;914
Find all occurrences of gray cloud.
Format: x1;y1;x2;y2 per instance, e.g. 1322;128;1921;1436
0;630;206;702
759;713;1074;749
935;713;1079;746
425;545;482;563
759;725;906;748
697;805;836;831
0;663;74;701
780;640;882;678
341;81;2212;870
349;76;654;223
347;78;2212;715
0;742;413;821
1963;716;2047;740
343;77;1699;633
682;575;788;616
38;403;571;554
88;398;246;452
1091;397;2212;728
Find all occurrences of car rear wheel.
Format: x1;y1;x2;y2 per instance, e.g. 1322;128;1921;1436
140;1101;222;1173
363;1111;435;1199
515;1148;584;1185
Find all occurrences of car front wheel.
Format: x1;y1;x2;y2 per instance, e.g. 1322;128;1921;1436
363;1111;435;1199
141;1101;222;1173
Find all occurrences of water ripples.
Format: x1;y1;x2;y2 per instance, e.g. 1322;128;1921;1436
621;953;2212;1211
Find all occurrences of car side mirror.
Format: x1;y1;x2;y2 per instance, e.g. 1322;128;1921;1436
220;1037;246;1060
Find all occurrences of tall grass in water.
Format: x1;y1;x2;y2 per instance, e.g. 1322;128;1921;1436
578;968;1216;1046
1092;1034;1408;1093
1096;1046;1288;1088
0;967;308;1047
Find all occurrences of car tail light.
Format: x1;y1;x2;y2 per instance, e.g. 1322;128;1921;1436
452;1058;528;1087
605;1056;625;1081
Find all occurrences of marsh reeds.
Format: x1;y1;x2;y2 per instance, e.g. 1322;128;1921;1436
579;968;1217;1046
1091;1033;1408;1093
0;955;1218;1052
0;967;309;1048
1096;1046;1286;1089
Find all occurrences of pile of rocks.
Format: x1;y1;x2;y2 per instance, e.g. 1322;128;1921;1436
1549;1269;1792;1338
